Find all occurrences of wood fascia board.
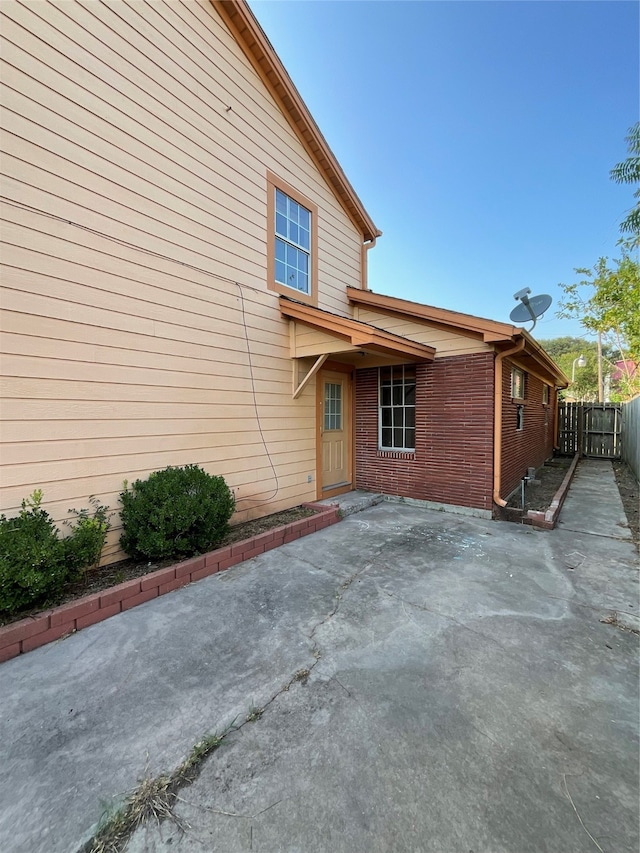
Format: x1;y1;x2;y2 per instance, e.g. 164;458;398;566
366;333;435;361
280;300;435;362
521;334;570;387
212;1;380;242
482;331;514;343
496;337;569;388
363;340;429;360
347;287;519;340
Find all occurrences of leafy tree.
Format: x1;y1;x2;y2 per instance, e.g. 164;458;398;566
556;254;639;358
539;338;602;401
540;336;594;360
610;122;640;247
555;254;640;400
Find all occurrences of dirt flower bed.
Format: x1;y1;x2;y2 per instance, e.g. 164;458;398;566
613;461;639;550
0;506;315;628
506;457;572;513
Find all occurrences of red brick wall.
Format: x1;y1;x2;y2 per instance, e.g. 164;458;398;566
500;360;556;500
355;353;495;511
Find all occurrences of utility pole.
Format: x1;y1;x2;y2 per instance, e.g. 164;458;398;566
597;331;604;403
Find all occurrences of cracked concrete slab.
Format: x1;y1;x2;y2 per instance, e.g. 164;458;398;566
0;497;638;853
557;458;632;539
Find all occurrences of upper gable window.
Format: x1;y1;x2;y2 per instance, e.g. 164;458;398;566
267;172;317;305
275;189;311;294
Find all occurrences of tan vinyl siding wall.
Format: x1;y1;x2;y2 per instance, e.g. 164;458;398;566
0;0;364;562
353;308;491;357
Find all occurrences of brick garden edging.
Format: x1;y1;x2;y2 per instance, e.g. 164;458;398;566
524;453;580;530
0;502;340;664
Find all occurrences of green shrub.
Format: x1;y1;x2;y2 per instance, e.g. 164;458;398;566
0;491;112;615
0;490;70;614
64;497;112;574
119;464;235;560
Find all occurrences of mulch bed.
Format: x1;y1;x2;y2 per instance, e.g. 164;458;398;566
506;457;572;513
4;462;637;629
0;506;315;628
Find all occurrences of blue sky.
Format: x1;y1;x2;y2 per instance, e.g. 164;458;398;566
248;0;638;342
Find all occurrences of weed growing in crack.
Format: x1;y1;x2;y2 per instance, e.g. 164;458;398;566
282;667;312;693
245;706;264;723
178;732;225;777
292;668;310;683
80;726;232;853
600;611;640;635
81;662;320;853
83;772;179;853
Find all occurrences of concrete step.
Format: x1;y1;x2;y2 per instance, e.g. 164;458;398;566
317;490;384;517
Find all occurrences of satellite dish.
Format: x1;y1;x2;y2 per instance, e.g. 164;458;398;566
509;287;552;332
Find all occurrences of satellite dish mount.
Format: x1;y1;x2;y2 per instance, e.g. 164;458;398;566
509;287;552;332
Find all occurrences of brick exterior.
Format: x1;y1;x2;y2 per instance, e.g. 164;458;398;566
501;359;556;500
355;353;495;511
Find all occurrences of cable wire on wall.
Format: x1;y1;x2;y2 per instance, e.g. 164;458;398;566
1;197;266;297
2;196;281;505
235;282;280;504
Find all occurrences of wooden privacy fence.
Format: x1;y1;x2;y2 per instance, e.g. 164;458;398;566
558;402;622;459
622;396;640;480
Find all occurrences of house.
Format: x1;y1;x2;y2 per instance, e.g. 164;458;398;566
0;0;567;564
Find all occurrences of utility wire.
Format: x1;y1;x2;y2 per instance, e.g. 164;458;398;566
2;195;280;505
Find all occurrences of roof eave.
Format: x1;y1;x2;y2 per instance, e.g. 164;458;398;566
347;286;519;340
347;287;569;386
521;331;570;387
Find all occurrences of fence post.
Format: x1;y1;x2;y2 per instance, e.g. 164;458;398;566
577;403;583;456
622;396;640;481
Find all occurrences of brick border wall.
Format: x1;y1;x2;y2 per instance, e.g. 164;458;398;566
355;353;495;512
0;502;340;664
525;453;580;530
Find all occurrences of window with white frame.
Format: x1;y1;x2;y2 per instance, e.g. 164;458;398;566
274;188;311;295
542;384;550;405
511;367;525;399
379;365;416;450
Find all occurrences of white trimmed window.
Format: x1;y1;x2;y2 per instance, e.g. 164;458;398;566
511;367;525;399
542;384;550;405
274;189;311;295
379;365;416;450
267;172;317;305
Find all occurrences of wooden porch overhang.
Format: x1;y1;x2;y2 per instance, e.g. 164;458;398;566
280;298;436;398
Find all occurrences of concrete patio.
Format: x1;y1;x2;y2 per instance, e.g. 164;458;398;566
0;461;637;853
